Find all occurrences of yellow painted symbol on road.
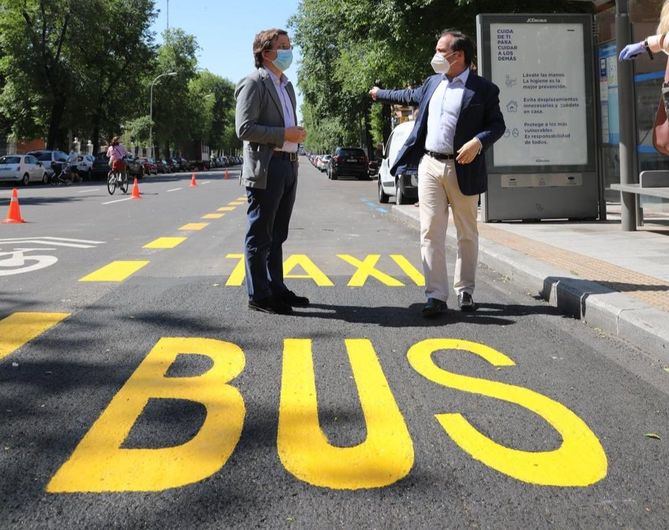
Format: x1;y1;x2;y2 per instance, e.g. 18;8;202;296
179;223;209;231
337;254;404;287
407;339;608;486
47;337;246;492
202;213;225;219
0;312;70;361
225;254;335;287
390;254;425;286
217;207;235;212
79;261;150;282
278;339;414;489
143;237;187;249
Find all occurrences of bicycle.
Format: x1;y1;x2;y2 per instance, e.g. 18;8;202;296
107;166;129;195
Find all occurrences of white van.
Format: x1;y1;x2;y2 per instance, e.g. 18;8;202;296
378;120;418;205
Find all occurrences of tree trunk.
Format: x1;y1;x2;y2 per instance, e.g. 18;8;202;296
46;99;66;150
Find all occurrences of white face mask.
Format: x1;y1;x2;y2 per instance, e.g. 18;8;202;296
430;51;456;74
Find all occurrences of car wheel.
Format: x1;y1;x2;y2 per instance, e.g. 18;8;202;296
331;169;338;181
396;180;408;205
42;172;49;184
378;178;389;203
21;173;30;186
87;169;92;181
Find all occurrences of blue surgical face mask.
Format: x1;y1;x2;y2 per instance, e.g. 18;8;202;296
272;49;293;71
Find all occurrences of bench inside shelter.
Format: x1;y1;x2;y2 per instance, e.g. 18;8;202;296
610;170;669;227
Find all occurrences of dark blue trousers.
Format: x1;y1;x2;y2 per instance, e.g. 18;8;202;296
244;158;298;301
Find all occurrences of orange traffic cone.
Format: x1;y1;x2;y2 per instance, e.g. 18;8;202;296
3;188;26;224
224;169;230;180
190;173;197;187
131;177;141;199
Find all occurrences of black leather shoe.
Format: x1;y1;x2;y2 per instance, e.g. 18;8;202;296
248;296;293;315
457;292;477;312
279;290;310;307
421;298;448;318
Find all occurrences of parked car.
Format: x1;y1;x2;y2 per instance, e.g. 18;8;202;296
317;154;331;172
154;159;167;173
124;155;145;178
92;154;110;180
138;157;157;175
27;149;69;180
68;154;95;181
377;121;418;204
0;154;46;185
328;147;368;180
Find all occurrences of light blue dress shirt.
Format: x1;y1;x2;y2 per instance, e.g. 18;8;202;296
425;68;470;155
266;68;298;153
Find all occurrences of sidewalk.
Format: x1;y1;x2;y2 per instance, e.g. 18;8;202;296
390;202;669;363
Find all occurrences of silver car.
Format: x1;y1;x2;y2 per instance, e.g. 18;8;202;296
0;154;47;185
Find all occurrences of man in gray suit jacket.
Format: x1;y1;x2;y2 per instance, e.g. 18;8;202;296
235;28;308;315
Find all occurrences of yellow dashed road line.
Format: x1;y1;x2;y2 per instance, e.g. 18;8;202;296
144;237;187;249
202;213;225;219
180;223;209;231
217;207;235;212
0;312;70;361
79;261;150;282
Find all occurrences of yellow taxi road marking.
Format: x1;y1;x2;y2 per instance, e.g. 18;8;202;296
167;188;182;192
217;207;235;212
79;261;150;282
47;336;607;493
202;213;225;219
407;339;608;486
278;339;414;489
47;337;246;493
224;254;423;287
143;237;187;249
0;312;70;361
179;223;209;231
102;198;132;205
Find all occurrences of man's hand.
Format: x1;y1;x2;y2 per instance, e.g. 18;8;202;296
285;126;307;143
456;138;482;165
619;41;645;61
369;86;380;101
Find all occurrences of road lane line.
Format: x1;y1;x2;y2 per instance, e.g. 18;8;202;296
77;188;100;193
0;312;70;361
79;261;150;282
228;201;245;206
167;188;182;192
179;223;209;231
202;213;225;219
143;237;187;249
217;207;235;212
102;198;133;205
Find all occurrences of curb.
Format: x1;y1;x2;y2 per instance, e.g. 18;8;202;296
389;205;669;363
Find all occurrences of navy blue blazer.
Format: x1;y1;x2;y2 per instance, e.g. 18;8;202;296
376;70;505;196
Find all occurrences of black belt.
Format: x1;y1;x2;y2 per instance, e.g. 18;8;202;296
272;151;298;162
425;150;454;160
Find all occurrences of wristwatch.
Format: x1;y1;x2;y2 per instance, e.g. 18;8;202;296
644;40;654;60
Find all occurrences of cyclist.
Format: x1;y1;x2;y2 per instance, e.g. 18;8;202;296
106;136;127;177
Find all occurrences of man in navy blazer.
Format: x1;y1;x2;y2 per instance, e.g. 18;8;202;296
370;30;505;317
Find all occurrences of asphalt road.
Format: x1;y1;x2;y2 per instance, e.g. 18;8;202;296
1;162;668;528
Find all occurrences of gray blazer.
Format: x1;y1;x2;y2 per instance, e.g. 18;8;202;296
235;67;297;189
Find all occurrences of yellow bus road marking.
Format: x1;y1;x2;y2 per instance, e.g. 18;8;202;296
0;312;70;361
202;213;225;219
179;223;209;231
79;261;150;282
217;207;235;212
143;237;187;249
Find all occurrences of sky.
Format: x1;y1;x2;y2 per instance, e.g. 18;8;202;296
150;0;304;120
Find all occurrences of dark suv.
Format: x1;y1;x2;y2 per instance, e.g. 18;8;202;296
328;147;369;180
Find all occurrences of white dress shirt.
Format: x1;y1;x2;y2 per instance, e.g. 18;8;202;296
425;68;470;155
266;68;298;153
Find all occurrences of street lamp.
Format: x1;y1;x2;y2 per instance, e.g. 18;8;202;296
149;71;177;160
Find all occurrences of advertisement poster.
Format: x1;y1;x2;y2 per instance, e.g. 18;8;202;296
490;23;588;167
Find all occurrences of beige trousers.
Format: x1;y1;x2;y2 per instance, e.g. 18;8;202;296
418;154;479;303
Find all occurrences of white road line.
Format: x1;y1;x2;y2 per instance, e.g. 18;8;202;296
102;197;132;205
201;181;212;185
167;187;182;192
77;188;100;193
0;236;104;244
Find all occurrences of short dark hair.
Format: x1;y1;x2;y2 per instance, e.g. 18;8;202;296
439;29;474;67
253;28;288;68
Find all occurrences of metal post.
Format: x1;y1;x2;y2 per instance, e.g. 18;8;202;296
616;0;637;230
149;72;176;162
